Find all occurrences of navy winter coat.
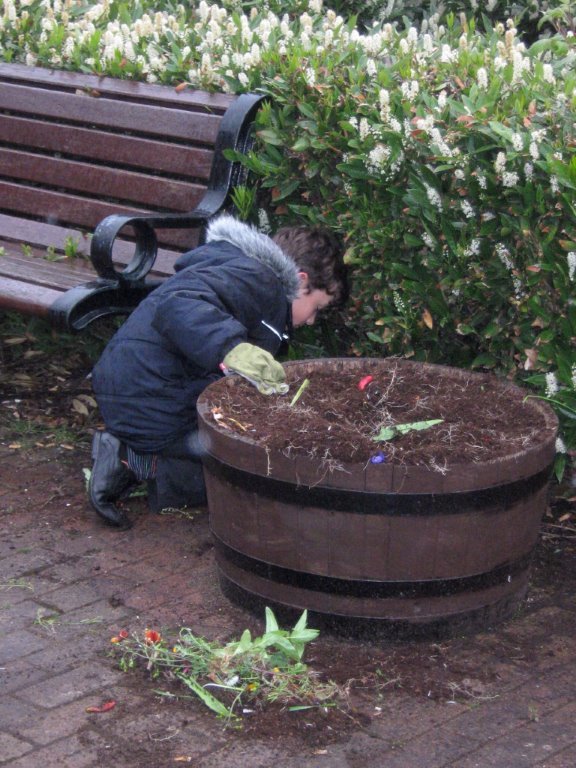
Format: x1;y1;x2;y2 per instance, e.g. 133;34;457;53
91;216;300;452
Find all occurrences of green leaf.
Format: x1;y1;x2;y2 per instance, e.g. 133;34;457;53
483;321;501;338
297;101;318;119
178;676;233;718
274;178;301;201
236;629;253;653
291;137;310;152
270;635;301;661
373;419;444;442
290;378;310;407
293;610;309;633
554;453;567;483
471;354;497;369
374;426;397;441
265;606;279;634
257;129;284;146
290;628;319;644
403;233;424;247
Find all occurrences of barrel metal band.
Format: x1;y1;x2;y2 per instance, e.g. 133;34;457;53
214;536;533;599
203;454;551;516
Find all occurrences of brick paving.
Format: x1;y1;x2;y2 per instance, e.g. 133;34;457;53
1;440;576;767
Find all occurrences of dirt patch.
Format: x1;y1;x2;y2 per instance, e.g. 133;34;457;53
207;359;555;469
1;339;576;765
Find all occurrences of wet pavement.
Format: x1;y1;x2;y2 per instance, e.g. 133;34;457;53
2;439;576;768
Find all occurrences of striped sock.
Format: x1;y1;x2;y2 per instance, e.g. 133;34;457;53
125;446;157;480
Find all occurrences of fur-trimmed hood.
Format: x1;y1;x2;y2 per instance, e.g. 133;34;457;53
206;215;300;302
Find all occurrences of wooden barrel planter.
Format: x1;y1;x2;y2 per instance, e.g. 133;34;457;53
196;358;558;638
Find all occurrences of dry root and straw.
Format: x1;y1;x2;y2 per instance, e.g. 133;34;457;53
210;365;551;475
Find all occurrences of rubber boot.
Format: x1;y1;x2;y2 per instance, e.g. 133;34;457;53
88;431;136;530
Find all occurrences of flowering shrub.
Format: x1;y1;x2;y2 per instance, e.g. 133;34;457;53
330;1;563;36
1;1;575;469
525;368;576;479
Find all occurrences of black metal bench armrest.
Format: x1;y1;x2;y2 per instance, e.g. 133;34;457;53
49;92;265;331
90;209;209;284
90;93;266;285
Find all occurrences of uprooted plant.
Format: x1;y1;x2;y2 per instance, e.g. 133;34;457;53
113;608;344;722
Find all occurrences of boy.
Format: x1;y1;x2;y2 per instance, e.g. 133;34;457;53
89;214;349;529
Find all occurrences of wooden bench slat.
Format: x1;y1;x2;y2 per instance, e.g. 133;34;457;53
0;62;265;330
1;81;224;144
1;238;190;284
0;114;214;178
1;148;205;210
0;63;236;112
0;250;96;289
0;214;186;278
0;275;60;316
0;213;91;255
0;181;203;250
0;245;184;289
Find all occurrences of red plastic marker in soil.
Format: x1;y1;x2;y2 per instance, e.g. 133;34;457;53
357;375;373;391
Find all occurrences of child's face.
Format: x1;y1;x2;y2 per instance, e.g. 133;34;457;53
291;274;333;327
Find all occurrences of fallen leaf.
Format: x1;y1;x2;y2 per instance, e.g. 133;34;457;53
422;308;434;329
76;88;101;98
85;700;116;713
72;399;89;416
523;348;538;370
76;394;98;408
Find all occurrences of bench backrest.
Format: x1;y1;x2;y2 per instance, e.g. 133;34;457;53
0;63;240;257
0;64;264;327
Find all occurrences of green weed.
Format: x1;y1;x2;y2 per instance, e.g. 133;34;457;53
44;245;64;262
35;608;104;633
114;608;342;722
0;578;34;591
2;417;81;448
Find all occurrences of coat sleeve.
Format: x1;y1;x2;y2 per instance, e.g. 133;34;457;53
150;261;286;373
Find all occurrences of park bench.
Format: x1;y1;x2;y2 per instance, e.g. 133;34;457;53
0;63;265;331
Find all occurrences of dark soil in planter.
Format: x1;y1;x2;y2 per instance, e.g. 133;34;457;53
207;360;551;470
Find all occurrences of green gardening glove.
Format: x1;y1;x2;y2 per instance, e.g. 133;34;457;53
221;343;289;395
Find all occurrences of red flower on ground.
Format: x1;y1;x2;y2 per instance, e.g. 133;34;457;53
144;629;162;645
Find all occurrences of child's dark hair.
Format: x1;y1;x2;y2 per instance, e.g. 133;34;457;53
273;225;349;307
